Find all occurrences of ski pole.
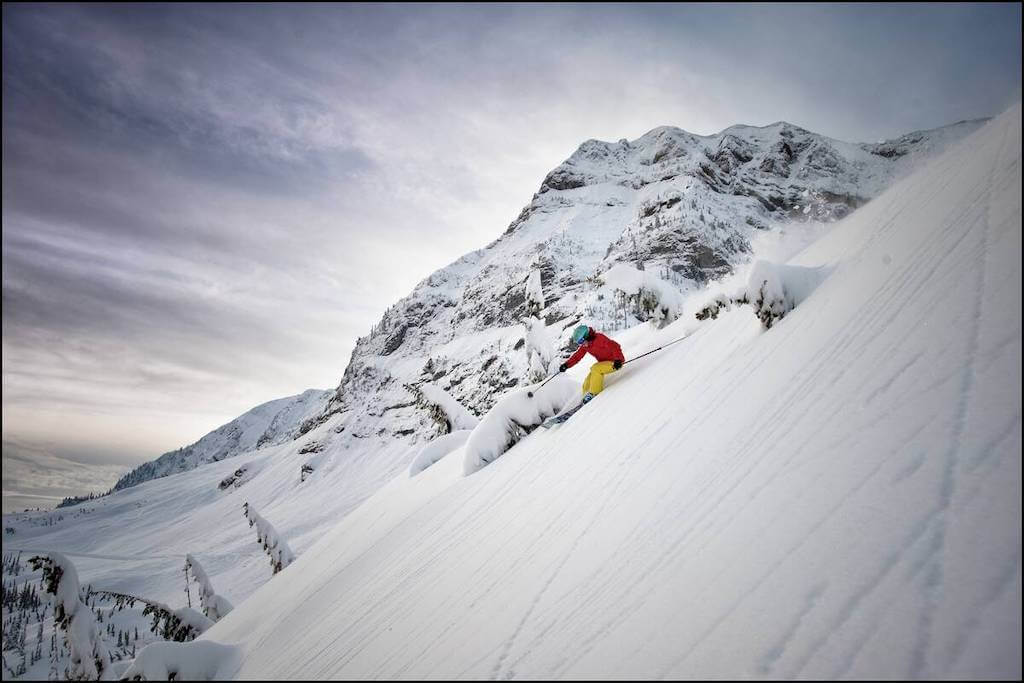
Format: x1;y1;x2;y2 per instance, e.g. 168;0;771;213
527;373;560;398
623;331;693;365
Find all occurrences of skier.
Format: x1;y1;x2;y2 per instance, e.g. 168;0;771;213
559;325;625;404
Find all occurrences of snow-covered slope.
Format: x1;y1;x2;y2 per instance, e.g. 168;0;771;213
200;106;1020;679
109;389;331;492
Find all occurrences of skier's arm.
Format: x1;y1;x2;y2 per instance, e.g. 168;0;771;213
564;345;587;369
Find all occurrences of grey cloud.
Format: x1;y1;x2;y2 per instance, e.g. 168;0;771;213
2;438;130;512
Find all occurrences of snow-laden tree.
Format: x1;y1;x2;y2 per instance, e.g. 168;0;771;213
463;377;577;475
523;316;555;383
601;263;685;327
408;383;479;435
85;589;213;642
525;268;545;317
693;260;829;329
522;266;555;382
28;553;112;680
184;555;233;621
242;503;295;575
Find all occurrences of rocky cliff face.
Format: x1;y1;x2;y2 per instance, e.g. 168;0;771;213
303;118;987;449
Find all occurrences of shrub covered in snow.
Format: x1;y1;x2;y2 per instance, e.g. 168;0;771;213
463;376;578;475
695;260;829;329
184;555;233;621
242;502;295;575
747;260;829;329
410;382;480;434
29;553;112;680
409;429;472;477
601;263;686;326
144;606;213;643
88;589;214;642
120;640;237;681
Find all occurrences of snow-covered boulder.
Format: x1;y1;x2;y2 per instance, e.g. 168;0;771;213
463;376;578;475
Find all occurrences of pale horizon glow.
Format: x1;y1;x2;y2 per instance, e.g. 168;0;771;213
2;3;1021;508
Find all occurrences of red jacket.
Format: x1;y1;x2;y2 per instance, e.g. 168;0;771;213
565;331;625;368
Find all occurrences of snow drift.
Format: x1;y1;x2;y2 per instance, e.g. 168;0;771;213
409;429;472;477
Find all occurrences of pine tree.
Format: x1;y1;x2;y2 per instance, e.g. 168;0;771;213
29;554;111;680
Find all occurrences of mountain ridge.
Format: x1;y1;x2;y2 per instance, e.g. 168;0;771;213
109;388;331;493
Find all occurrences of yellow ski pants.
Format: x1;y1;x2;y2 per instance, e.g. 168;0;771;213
582;361;617;396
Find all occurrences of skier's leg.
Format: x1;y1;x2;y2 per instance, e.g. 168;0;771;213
588;361;616;395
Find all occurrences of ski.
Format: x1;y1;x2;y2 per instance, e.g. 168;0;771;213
541;396;592;428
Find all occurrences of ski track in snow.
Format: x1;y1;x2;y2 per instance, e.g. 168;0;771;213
920;109;1017;678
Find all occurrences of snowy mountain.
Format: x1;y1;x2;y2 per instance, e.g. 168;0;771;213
2;109;1018;680
109;389;331;493
297;117;988;468
77;117;987;502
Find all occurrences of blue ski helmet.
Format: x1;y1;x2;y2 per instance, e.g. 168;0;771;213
572;325;590;345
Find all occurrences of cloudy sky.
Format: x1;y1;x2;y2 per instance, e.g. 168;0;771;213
2;3;1020;510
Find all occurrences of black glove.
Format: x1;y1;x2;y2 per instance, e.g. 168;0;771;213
613;360;623;370
559;363;568;373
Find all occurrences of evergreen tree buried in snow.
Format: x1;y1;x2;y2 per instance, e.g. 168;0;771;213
28;553;111;680
523;267;554;382
184;555;233;621
242;502;295;575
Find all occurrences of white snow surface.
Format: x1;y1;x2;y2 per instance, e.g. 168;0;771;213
194;105;1020;679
